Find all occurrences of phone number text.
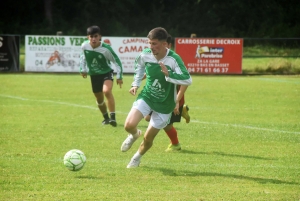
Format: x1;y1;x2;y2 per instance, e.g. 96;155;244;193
187;67;229;73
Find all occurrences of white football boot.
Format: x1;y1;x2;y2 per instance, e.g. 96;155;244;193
121;130;142;152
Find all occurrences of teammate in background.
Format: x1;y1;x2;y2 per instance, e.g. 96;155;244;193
195;45;201;58
121;27;192;168
143;34;190;152
79;25;123;127
190;33;197;38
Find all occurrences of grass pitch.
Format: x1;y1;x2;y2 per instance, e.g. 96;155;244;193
0;74;299;200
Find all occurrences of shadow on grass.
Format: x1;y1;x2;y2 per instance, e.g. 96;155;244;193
75;175;103;180
180;149;276;160
146;167;298;185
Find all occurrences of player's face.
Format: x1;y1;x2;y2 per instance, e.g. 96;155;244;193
88;33;101;48
148;39;167;57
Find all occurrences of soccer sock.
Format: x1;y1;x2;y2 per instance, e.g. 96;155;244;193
110;112;116;120
133;151;142;160
131;129;141;139
103;113;109;120
165;126;179;145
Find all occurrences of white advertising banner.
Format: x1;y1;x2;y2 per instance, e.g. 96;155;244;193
25;35;149;73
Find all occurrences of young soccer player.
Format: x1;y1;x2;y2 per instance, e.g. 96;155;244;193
79;25;123;127
143;34;191;152
121;27;192;168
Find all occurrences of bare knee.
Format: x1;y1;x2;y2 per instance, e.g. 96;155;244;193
103;89;113;98
124;121;136;133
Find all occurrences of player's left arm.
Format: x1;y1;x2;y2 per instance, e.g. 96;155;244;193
105;47;124;88
162;55;192;86
176;85;188;104
106;47;123;80
173;85;188;115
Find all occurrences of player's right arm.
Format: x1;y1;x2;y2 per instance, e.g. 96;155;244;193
79;51;88;78
131;52;146;88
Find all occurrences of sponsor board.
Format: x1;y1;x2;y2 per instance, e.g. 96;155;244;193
0;35;20;72
25;35;148;73
175;38;243;74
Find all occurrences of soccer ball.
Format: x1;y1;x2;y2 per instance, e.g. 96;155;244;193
63;149;86;171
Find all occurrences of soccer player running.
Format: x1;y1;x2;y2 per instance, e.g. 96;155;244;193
143;34;191;152
121;27;192;168
80;25;123;127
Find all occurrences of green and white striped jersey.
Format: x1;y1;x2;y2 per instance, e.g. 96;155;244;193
79;41;123;79
133;48;192;114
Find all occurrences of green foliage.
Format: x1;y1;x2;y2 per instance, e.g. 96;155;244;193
1;0;300;37
0;74;299;200
242;45;300;74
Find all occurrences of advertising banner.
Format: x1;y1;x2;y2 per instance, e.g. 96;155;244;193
102;37;149;73
25;35;148;73
0;35;20;72
175;38;243;74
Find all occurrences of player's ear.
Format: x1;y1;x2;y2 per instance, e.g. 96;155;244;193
163;41;168;47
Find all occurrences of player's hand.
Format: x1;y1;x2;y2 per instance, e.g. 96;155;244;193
117;79;123;88
129;86;138;96
159;62;169;77
81;73;87;78
173;102;180;115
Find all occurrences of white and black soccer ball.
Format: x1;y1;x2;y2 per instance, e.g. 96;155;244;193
63;149;86;171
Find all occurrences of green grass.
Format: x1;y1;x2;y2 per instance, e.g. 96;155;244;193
242;58;300;74
0;74;300;200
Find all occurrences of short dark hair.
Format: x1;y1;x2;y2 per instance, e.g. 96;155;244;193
147;27;168;41
87;26;101;35
167;34;172;45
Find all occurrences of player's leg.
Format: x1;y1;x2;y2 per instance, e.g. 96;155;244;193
144;111;152;122
164;124;181;152
94;92;109;123
124;108;144;135
121;99;150;152
127;111;171;168
103;79;116;126
90;75;110;125
164;105;183;151
102;71;117;126
139;125;160;155
121;109;143;152
127;126;160;168
181;105;190;123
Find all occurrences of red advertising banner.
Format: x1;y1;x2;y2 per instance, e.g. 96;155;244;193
175;38;243;74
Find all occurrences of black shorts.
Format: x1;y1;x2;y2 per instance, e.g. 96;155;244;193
90;71;114;93
169;105;183;124
148;105;183;125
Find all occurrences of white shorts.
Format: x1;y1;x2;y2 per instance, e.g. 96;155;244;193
132;99;171;129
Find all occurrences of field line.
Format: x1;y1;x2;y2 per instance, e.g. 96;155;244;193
1;94;299;135
0;95;29;100
257;77;300;84
194;120;300;135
